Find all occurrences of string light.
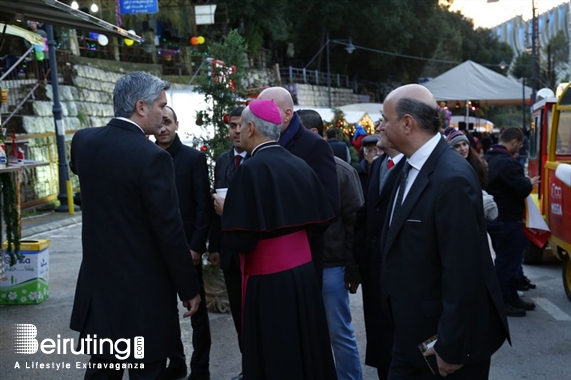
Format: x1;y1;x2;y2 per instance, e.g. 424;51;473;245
90;3;99;13
71;1;79;10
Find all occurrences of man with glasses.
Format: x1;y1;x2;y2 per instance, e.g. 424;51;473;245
357;134;382;192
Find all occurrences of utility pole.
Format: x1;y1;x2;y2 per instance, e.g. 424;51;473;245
46;25;77;213
531;0;539;104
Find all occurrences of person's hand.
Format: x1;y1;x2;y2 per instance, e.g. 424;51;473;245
423;347;463;377
529;176;540;186
208;252;220;267
212;194;225;216
182;294;201;317
345;280;360;294
190;250;201;266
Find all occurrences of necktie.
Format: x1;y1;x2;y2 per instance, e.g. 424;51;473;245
390;162;411;225
234;155;242;171
387;158;395;169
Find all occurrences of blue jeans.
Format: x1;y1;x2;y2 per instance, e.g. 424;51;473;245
491;219;528;303
322;266;363;380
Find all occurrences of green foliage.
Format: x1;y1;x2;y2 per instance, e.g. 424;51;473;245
193;30;248;179
510;53;532;82
545;30;570;87
138;0;522;85
546;30;570;67
510;52;550;89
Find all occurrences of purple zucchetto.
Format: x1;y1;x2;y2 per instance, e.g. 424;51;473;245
249;99;282;125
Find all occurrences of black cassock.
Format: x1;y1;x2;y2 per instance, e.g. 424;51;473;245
222;141;337;380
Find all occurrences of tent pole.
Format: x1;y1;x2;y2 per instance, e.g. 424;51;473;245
465;100;469;126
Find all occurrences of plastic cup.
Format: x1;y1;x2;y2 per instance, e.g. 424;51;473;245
215;188;228;199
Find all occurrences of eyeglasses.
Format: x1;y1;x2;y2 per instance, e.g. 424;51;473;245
364;147;379;154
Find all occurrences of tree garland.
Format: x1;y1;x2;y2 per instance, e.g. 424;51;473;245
1;172;21;266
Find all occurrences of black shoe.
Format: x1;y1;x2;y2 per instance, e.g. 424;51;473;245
509;297;536;311
188;372;210;380
504;303;527;317
522;276;537;289
515;279;530;291
231;373;243;380
165;366;188;380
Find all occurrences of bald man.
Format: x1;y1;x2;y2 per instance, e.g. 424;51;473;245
257;87;339;285
378;84;509;379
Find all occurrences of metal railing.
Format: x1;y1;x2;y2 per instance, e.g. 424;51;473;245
1;47;46;127
280;66;350;87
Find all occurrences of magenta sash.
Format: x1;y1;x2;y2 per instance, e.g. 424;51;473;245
239;230;312;318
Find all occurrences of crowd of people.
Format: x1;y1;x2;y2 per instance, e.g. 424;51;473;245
70;71;541;380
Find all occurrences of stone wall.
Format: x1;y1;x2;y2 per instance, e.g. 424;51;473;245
12;63;139;206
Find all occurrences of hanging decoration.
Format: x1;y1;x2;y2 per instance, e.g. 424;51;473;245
97;34;109;46
124;30;136;46
438;102;452;129
190;36;206;46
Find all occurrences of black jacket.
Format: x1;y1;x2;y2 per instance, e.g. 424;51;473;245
485;145;532;221
328;139;351;163
70;119;199;362
163;134;211;253
353;154;403;369
380;138;509;368
210;149;242;270
323;157;363;285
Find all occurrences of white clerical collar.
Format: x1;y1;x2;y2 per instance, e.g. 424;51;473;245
116;117;145;135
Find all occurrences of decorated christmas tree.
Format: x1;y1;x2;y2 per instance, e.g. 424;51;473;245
192;30;248;181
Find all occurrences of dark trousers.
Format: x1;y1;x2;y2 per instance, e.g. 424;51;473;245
377;367;388;380
84;357;165;380
169;263;211;375
388;349;490;380
490;219;528;303
223;254;243;352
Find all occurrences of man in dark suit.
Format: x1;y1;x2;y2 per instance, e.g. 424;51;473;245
353;128;404;380
155;106;212;380
378;84;509;379
257;87;340;284
69;71;201;380
209;106;246;380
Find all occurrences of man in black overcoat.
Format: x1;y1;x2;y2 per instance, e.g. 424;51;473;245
156;106;212;380
70;72;201;379
353;128;404;380
378;84;510;379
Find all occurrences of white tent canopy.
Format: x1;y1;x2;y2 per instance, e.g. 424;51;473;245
338;103;384;115
421;60;532;106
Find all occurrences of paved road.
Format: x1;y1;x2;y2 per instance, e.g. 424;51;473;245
1;223;570;379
